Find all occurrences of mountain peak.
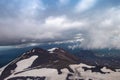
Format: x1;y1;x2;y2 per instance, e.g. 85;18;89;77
0;48;120;80
0;47;80;80
48;47;59;53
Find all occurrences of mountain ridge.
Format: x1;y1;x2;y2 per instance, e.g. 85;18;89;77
0;47;120;80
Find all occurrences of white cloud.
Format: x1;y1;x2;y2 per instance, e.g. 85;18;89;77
0;15;85;42
1;0;120;50
59;0;70;5
1;7;120;49
79;7;120;49
38;8;120;49
75;0;96;12
44;16;85;31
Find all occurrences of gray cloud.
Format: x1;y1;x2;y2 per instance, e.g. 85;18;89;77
0;0;120;49
77;7;120;49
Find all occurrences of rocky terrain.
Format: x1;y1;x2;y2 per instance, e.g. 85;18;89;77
0;48;120;80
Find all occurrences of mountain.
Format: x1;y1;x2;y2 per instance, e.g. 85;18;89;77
0;48;120;80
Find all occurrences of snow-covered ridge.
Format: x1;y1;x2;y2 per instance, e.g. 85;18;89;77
15;55;38;72
3;63;120;80
48;47;58;53
68;64;120;80
0;48;120;80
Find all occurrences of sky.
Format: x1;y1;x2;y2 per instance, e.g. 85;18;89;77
0;0;120;49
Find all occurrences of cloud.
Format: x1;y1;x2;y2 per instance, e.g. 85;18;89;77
1;6;120;49
59;0;70;5
44;16;84;31
0;0;46;19
0;15;85;44
35;7;120;49
75;0;96;12
79;7;120;49
1;0;120;50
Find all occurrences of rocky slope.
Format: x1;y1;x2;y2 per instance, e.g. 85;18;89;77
0;48;120;80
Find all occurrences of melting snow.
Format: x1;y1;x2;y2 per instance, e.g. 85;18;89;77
69;63;120;80
101;67;113;73
48;48;58;53
15;55;38;72
5;68;69;80
3;63;120;80
32;49;35;52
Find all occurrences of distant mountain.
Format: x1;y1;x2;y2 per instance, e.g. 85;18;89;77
0;48;120;80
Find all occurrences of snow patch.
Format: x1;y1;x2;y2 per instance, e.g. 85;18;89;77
116;69;120;72
3;63;120;80
69;63;120;80
5;68;69;80
32;49;35;52
101;67;113;73
15;55;38;72
48;48;58;53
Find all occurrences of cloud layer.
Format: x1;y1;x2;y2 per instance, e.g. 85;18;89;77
0;0;120;49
